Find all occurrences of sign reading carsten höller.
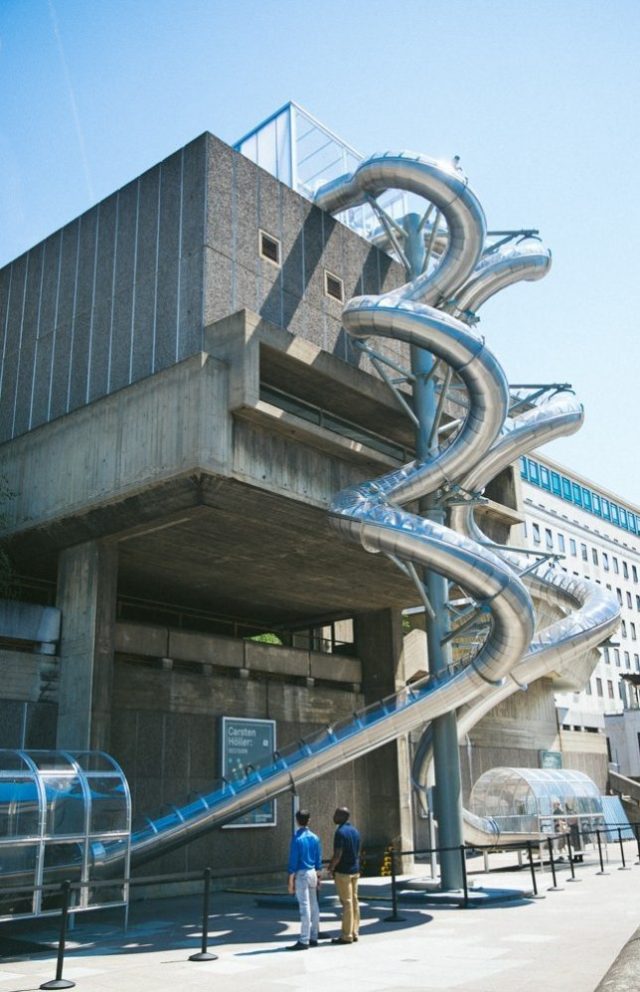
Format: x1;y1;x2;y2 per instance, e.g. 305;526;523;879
221;716;277;828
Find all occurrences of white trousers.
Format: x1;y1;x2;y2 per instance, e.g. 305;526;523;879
295;868;319;944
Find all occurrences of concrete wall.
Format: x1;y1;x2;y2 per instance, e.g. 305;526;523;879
0;132;405;446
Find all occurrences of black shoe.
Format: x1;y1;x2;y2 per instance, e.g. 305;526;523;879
353;935;359;942
287;941;309;951
309;939;318;947
331;937;352;945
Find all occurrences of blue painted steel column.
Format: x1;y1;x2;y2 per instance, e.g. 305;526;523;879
404;214;464;891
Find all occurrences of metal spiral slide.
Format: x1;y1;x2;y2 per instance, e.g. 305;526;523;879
3;152;620;883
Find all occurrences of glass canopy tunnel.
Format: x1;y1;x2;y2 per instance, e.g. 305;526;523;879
0;750;131;921
470;766;604;839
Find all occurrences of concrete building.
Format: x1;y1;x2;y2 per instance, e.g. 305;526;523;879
0;109;619;883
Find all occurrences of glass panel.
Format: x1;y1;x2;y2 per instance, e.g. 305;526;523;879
41;843;83;912
592;493;601;515
43;775;86;836
256;119;277;177
540;466;550;489
0;843;39;918
88;880;126;908
275;112;291;187
611;504;620;525
582;489;592;511
0;752;33;772
88;777;129;834
29;752;76;772
520;456;528;479
550;472;561;494
0;778;40;838
71;753;121;773
602;498;610;520
619;507;628;528
528;459;539;484
561;477;572;500
572;483;582;506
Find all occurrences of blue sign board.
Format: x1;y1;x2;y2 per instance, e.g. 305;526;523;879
221;716;277;828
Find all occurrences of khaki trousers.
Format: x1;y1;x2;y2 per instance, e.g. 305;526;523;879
334;871;360;940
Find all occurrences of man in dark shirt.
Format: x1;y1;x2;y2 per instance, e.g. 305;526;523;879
328;806;361;944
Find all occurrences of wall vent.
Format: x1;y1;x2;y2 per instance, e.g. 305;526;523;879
324;271;344;303
259;230;281;266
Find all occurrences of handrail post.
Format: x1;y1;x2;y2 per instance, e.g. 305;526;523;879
40;880;76;990
384;846;405;923
189;867;218;961
595;828;609;875
546;837;563;891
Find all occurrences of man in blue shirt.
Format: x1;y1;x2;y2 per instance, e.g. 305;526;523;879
328;806;361;944
287;809;322;950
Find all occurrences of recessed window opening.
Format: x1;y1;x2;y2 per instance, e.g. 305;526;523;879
324;270;344;303
259;229;281;266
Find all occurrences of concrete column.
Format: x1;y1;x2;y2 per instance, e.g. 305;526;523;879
55;540;118;751
355;609;414;867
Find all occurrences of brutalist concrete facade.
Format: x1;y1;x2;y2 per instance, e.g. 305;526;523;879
0;130;604;885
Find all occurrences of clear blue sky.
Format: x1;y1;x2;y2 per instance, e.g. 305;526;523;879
2;0;638;501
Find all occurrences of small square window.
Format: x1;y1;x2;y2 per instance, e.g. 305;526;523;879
259;230;281;266
324;270;344;303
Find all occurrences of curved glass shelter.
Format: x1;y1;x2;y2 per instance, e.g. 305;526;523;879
0;749;131;920
470;767;604;838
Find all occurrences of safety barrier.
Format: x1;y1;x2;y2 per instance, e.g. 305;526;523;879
2;822;638;989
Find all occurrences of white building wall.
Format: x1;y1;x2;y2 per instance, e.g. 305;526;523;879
517;453;640;735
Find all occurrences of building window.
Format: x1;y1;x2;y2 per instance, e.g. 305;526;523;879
615;649;621;667
596;677;603;697
545;528;553;550
636;595;640;611
324;270;344;303
632;622;637;641
608;680;615;699
558;533;565;552
580;543;588;562
625;651;631;668
627;591;633;609
259;230;281;266
633;565;638;583
613;557;620;574
603;552;610;571
586;679;592;695
591;548;598;565
617;589;623;605
570;538;577;556
623;561;629;579
604;647;610;664
635;654;640;672
533;524;541;545
619;681;626;704
621;620;627;638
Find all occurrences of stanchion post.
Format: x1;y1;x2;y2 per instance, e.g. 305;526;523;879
40;880;76;990
546;838;563;892
189;867;218;961
595;828;609;876
617;827;631;871
526;841;544;899
384;847;405;923
634;822;640;865
565;833;579;883
459;846;469;908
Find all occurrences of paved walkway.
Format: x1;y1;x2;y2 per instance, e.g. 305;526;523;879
1;846;639;992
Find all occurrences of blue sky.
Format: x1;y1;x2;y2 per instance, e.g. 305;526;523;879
1;0;639;500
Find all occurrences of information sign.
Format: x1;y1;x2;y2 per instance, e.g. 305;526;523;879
221;716;277;828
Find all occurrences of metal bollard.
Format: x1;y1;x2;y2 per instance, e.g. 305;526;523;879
40;880;76;990
384;847;405;923
189;867;218;961
546;838;563;892
595;828;609;876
